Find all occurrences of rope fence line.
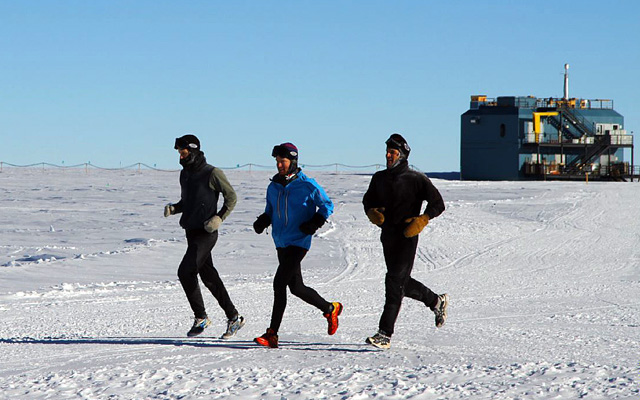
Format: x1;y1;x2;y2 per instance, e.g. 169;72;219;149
0;161;416;173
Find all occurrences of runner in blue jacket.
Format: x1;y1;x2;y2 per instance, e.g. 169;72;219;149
252;142;343;348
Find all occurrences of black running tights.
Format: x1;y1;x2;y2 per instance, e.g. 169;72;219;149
378;231;439;336
269;246;331;333
177;229;237;320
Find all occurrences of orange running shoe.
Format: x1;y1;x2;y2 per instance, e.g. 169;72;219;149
254;328;279;348
324;302;343;335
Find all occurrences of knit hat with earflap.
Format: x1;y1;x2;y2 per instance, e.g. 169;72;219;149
272;142;299;176
271;142;298;160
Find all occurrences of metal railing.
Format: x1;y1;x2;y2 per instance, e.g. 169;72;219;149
536;97;614;110
523;162;640;181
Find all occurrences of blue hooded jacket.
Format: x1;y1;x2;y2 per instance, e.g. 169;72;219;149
265;170;333;250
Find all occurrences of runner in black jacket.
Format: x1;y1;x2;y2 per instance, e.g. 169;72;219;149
362;133;448;349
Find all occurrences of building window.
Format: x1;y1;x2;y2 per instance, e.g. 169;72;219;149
500;123;506;138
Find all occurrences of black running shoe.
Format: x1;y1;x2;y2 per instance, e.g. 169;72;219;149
187;317;211;337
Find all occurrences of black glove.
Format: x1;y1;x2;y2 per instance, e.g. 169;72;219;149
253;213;271;234
299;213;326;235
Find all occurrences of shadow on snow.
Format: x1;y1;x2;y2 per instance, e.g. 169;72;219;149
0;337;378;352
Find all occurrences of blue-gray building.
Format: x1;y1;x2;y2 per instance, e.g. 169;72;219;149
460;95;634;181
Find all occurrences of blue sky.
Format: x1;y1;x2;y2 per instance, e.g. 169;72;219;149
2;1;639;171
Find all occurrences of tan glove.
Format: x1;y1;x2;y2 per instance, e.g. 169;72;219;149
366;207;385;226
164;204;175;217
204;215;223;233
403;214;429;238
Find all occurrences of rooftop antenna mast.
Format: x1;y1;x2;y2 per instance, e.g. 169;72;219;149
563;63;570;100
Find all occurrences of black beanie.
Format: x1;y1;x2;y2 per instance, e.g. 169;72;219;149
385;133;411;157
174;134;201;151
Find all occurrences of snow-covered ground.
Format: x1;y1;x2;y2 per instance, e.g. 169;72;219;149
1;168;638;399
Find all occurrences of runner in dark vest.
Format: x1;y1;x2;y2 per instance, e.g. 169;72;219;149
165;134;245;339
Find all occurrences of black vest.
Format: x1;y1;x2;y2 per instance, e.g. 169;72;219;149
179;163;219;230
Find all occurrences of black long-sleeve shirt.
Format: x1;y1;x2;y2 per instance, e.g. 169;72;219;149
362;160;445;231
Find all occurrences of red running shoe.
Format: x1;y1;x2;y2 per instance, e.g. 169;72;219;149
324;302;343;335
254;328;279;348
